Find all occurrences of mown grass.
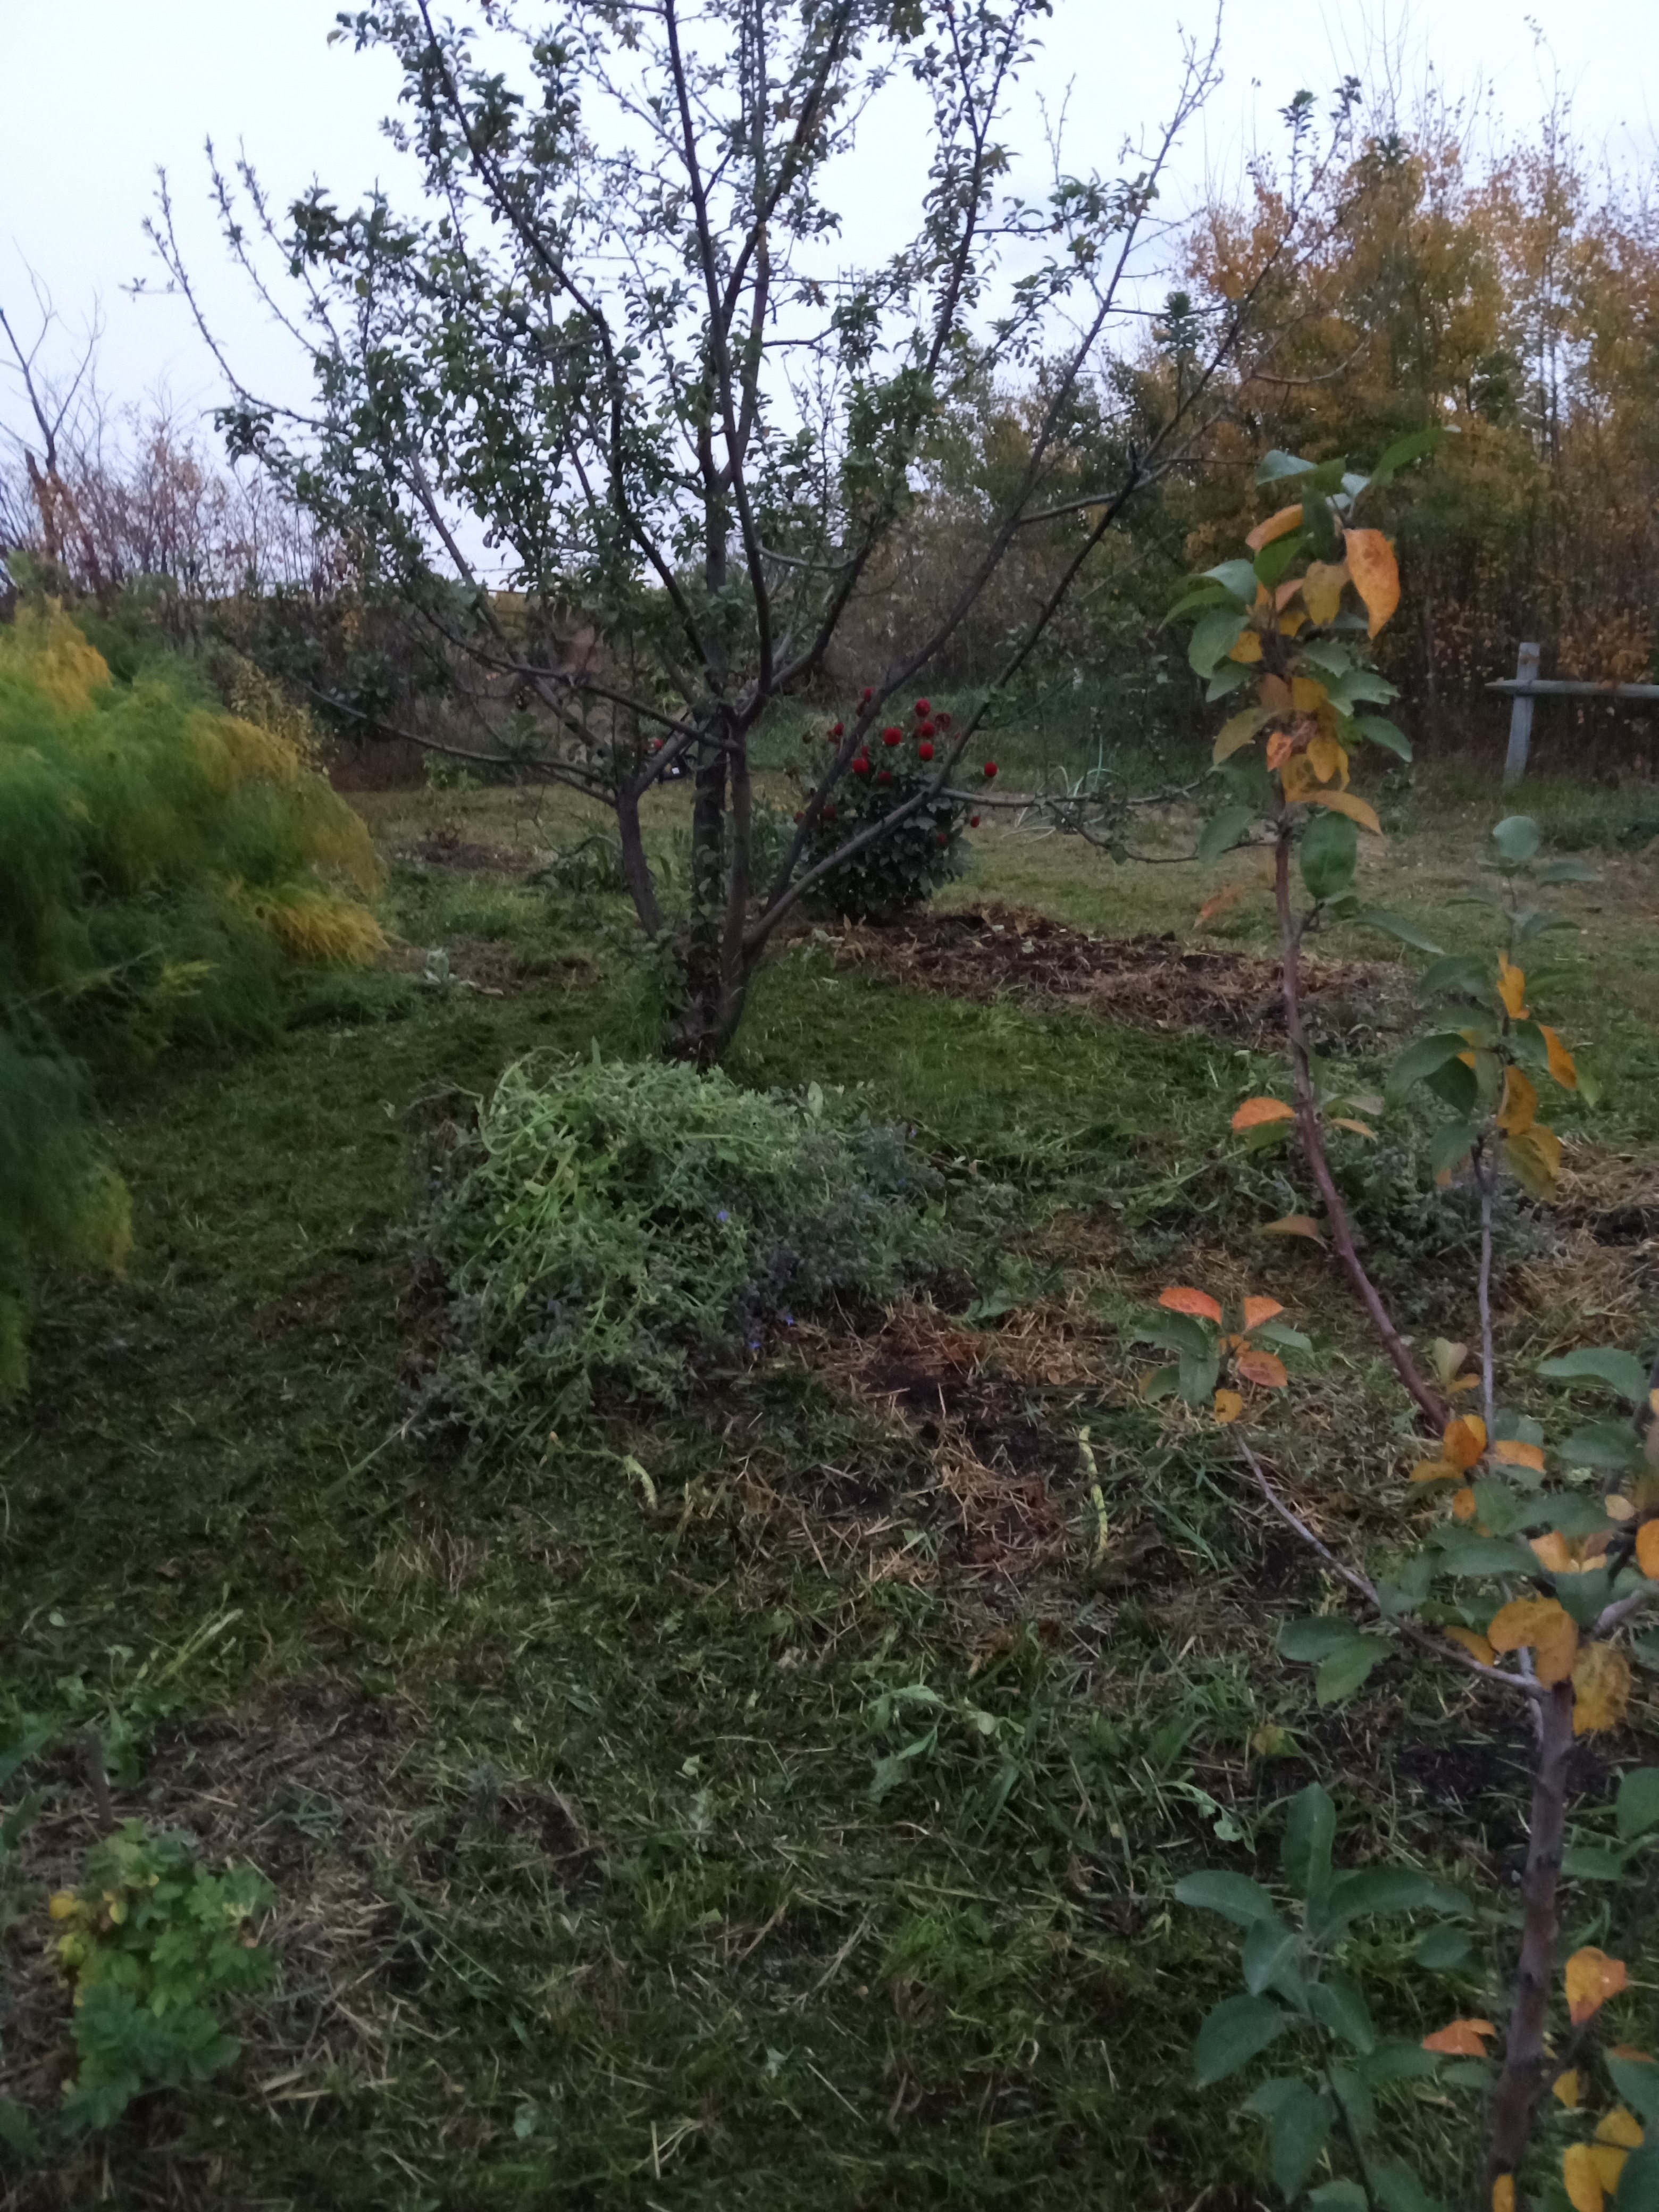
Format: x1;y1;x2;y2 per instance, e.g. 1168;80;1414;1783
2;768;1656;2209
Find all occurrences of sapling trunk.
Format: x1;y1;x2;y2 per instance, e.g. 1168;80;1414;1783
1272;822;1447;1427
1488;1680;1576;2191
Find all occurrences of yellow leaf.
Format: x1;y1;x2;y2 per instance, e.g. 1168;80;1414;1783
1228;630;1264;664
1307;731;1351;786
1573;1643;1631;1735
1236;1346;1288;1389
1493;2176;1517;2212
1159;1285;1224;1325
1302;559;1348;626
48;1890;79;1922
1246;503;1304;553
1213;1388;1245;1426
1563;2143;1605;2212
1331;1117;1377;1138
1504;1123;1563;1200
1591;2147;1630;2196
1637;1521;1659;1579
1443;1414;1488;1470
1606;1494;1636;1523
1232;1097;1296;1132
1260;1214;1325;1243
1242;1296;1285;1332
1492;1439;1546;1472
1504;1070;1539;1141
1497;955;1529;1019
1596;2109;1645;2150
1488;1595;1579;1686
1566;1946;1629;2027
1213;708;1272;764
1531;1531;1576;1574
1423;2017;1496;2056
1430;1338;1470;1387
1554;2069;1582;2110
1343;527;1401;636
1446;1624;1497;1663
1411;1458;1458;1484
1541;1025;1579;1090
1452;1486;1479;1522
1291;675;1328;714
1309;789;1384;835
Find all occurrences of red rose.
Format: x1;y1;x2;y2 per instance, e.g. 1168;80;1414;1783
915;698;932;717
918;720;936;739
852;756;870;776
918;741;933;760
650;738;663;751
936;830;949;847
832;721;844;737
983;761;998;780
970;813;980;827
860;686;873;702
793;809;805;822
937;710;952;728
882;725;903;745
877;768;892;783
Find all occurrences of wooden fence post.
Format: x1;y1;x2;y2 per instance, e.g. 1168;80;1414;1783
1503;641;1541;785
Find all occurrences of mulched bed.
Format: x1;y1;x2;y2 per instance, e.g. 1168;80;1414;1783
826;903;1392;1042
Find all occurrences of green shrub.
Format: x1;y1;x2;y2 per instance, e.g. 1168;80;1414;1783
0;608;385;1390
794;708;971;921
428;1052;956;1437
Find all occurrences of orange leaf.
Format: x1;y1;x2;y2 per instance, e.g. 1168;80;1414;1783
1197;884;1244;926
1566;1946;1628;2027
1309;789;1384;835
1331;1117;1378;1138
1159;1286;1224;1325
1302;559;1348;626
1573;1643;1631;1735
1423;2017;1496;2056
1498;1065;1538;1138
1541;1025;1579;1090
1246;502;1304;553
1242;1296;1284;1332
1488;1595;1579;1686
1637;1521;1659;1579
1491;1439;1546;1472
1229;630;1264;664
1260;1214;1325;1243
1497;956;1529;1020
1445;1624;1496;1663
1493;2176;1517;2212
1443;1414;1488;1470
1411;1458;1458;1484
1232;1097;1296;1132
1307;731;1350;787
1563;2144;1605;2212
1531;1531;1576;1575
1343;527;1401;636
1266;727;1295;771
1213;1387;1245;1426
1452;1486;1478;1522
1236;1346;1288;1389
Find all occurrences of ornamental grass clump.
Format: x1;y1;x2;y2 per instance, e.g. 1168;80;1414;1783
428;1053;956;1437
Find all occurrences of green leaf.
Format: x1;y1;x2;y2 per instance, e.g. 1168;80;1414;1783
1190;607;1248;677
1492;814;1542;865
1206;660;1255;702
1204;559;1262;606
1429;1528;1537;1577
1358;909;1445;955
1139;1362;1179;1402
1280;1619;1366;1662
1166;581;1242;625
1242;1914;1302;1997
1616;1770;1659;1842
1607;2055;1659;2127
1538;857;1599;883
1531;1491;1618;1538
1324;666;1399;709
1251;1320;1313;1352
1419;954;1494;1001
1426;1056;1480;1116
1363;2041;1444;2087
1387;1032;1470;1096
1257;449;1318;484
1556;1570;1614;1628
1372;2157;1449;2212
1316;1636;1388;1706
1282;1783;1335;1900
1323;1867;1446;1929
1175;1871;1279;1928
1616;2143;1659;2211
0;2096;39;2157
1559;1423;1644;1473
1367;426;1444;488
1301;812;1359;904
1198;804;1258;863
1178;1352;1221;1405
1428;1119;1478;1176
1308;2185;1369;2212
1266;2079;1333;2201
1133;1309;1216;1360
1561;1843;1632;1881
1302;491;1340;561
1540;1348;1652;1403
1353;714;1413;761
1308;1971;1376;2055
1194;1993;1292;2087
1255;534;1303;588
1412;1924;1473;1971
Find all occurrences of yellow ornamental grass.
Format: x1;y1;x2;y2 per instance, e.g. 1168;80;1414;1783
0;604;113;713
230;885;387;967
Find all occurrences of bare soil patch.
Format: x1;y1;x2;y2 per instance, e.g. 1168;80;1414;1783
826;903;1396;1042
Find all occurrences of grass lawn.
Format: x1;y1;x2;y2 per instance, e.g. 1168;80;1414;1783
2;758;1655;2208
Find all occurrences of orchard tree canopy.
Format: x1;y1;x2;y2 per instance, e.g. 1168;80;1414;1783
157;0;1344;1057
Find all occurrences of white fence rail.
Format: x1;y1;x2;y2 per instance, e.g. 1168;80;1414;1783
1488;641;1659;783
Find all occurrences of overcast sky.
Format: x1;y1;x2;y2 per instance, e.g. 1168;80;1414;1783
3;0;1654;442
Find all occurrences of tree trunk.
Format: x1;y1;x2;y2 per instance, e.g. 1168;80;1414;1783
1488;1681;1576;2194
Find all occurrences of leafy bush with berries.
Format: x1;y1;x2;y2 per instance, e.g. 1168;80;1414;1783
795;700;970;923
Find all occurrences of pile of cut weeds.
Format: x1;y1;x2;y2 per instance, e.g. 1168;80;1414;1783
828;903;1396;1042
